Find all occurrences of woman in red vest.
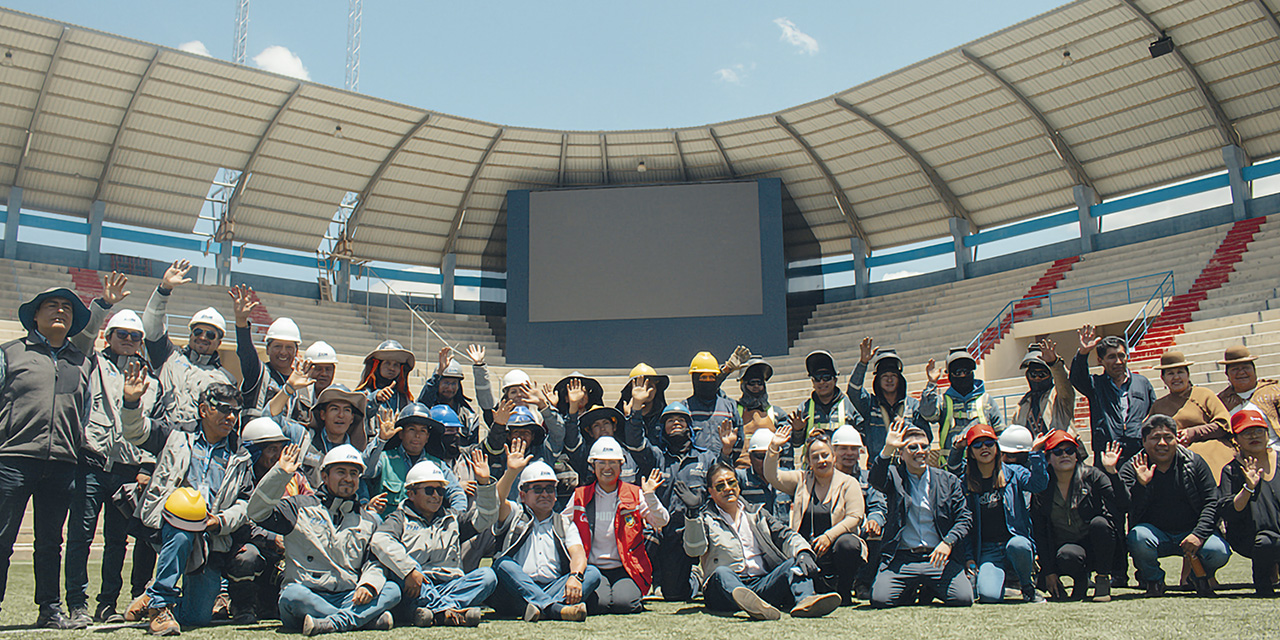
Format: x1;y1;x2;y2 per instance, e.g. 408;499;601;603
565;436;668;613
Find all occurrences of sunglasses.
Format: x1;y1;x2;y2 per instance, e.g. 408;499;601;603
190;327;223;340
415;486;446;496
749;451;766;460
970;439;997;450
112;330;144;342
1025;369;1051;380
713;478;738;492
1050;446;1078;457
522;484;556;495
208;401;241;416
811;374;835;383
950;367;974;376
904;443;929;452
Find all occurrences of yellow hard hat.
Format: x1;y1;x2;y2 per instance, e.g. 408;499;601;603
628;363;658;380
689;351;719;375
162;487;208;532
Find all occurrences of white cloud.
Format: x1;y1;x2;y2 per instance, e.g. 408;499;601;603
881;270;922;281
773;18;819;55
177;40;211;57
715;64;747;84
253;45;311;81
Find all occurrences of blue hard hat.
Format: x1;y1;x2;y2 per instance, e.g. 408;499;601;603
508;405;539;428
660;401;691;422
429;404;463;429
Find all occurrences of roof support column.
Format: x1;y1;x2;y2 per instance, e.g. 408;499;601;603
1224;144;1252;221
3;187;21;260
1074;185;1098;255
335;258;351;303
852;236;870;299
950;217;971;281
441;252;456;314
217;238;232;287
87;200;105;270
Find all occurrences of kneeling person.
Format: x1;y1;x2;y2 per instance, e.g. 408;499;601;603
371;454;499;627
685;461;840;620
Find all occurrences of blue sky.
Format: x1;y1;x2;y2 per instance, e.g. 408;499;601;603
8;0;1067;130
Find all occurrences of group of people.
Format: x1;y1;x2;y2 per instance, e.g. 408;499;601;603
0;259;1277;635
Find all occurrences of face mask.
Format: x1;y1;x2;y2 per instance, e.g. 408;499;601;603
739;386;768;411
664;430;691;452
948;373;974;395
693;380;719;402
1027;370;1053;393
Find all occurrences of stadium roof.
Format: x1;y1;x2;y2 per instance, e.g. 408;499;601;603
1;0;1277;270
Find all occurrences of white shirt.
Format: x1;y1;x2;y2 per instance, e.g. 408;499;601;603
512;506;561;584
719;504;766;577
589;487;621;569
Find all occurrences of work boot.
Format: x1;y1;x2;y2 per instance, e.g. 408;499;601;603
35;605;80;629
147;607;181;636
436;607;482;627
362;611;393;631
731;587;780;621
301;615;336;636
95;601;125;624
522;603;541;622
1091;577;1111;603
1143;580;1166;597
230;599;258;625
411;607;435;628
124;594;151;622
559;603;587;622
790;593;840;618
211;592;231;620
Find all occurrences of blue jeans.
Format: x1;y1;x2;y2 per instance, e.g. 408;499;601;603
703;558;815;612
145;523;223;627
0;458;77;609
491;557;601;617
974;535;1035;602
1127;524;1231;583
405;568;497;614
278;581;402;632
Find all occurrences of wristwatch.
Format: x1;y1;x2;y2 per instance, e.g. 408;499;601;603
570;571;584;581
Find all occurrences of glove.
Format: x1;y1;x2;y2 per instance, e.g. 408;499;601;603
725;345;752;371
672;480;704;513
795;549;821;578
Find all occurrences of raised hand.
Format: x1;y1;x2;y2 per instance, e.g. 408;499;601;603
161;259;192;291
278;443;302;475
883;416;907;454
1078;324;1100;355
228;285;259;326
375;386;395;403
787;408;805;434
377;407;400;442
505;439;532;475
493;398;515;426
287;358;316;391
1240;453;1263;489
1100;441;1122;473
725;345;752;372
1040;337;1059;365
1031;432;1050;452
122;361;149;403
102;271;131;306
366;492;388;514
771;423;792;452
925;358;941;384
437;346;452;373
1132;452;1155;485
469;448;491;485
718;419;738;454
859;336;876;364
566;379;587;412
539;383;556;410
641;468;665;494
629;377;653;412
465;344;485;366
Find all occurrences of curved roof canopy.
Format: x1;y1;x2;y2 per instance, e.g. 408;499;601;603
1;0;1277;271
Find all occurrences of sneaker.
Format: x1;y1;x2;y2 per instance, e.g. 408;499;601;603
147;607;181;636
1022;586;1047;604
124;594;151;622
301;615;335;636
854;583;872;602
559;603;587;622
1091;578;1111;603
1143;580;1166;597
437;607;482;627
790;593;840;618
522;603;541;623
731;587;780;621
95;602;124;624
363;611;393;631
411;607;435;628
35;605;80;630
67;606;93;628
230;603;258;626
211;593;231;620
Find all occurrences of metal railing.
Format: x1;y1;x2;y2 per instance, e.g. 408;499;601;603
967;271;1174;359
355;268;474;368
1124;270;1177;351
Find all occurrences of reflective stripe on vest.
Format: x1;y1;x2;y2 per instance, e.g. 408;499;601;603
939;393;989;452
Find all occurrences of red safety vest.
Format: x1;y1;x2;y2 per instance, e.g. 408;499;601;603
571;482;652;594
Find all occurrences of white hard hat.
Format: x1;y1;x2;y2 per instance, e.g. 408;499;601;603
405;460;448;487
105;310;144;335
832;425;864;447
519;461;558;487
748;429;774;453
304;341;339;364
320;444;365;473
999;425;1033;454
241;417;290;446
188;307;226;334
265;318;301;344
502;369;531;391
588;436;626;462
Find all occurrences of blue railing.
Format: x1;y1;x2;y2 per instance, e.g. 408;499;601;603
1124;271;1177;350
967;272;1174;360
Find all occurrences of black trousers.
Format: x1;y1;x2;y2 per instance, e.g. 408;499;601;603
0;458;77;610
815;533;864;600
1050;516;1116;589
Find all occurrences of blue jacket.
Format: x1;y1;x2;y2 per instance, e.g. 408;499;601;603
961;453;1049;560
1069;352;1156;459
847;361;927;456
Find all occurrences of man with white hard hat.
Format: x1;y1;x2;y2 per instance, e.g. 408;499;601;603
141;259;235;425
63;273;161;626
419;346;495;447
118;369;255;636
249;443;399;635
735;429;790;521
371;455;499;628
229;285;301;416
831;424;887;600
265;341;339;421
490;442;601;622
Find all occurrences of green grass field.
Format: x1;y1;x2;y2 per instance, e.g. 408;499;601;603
0;555;1274;639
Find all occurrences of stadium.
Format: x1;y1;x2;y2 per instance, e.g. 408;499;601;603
0;0;1277;637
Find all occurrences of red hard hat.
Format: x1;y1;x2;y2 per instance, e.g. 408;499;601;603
964;424;998;447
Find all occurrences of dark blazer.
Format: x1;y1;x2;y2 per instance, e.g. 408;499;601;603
1031;464;1119;575
868;454;972;566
